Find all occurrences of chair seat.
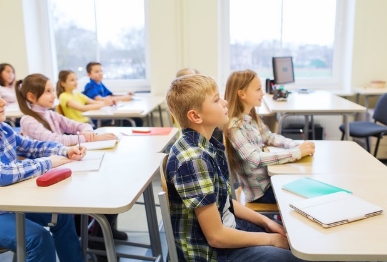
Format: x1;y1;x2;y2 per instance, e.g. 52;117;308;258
339;122;387;137
235;187;279;213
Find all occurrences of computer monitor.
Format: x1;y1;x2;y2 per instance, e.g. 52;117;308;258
272;56;295;85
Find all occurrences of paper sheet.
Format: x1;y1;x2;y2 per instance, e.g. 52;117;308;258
59;151;105;172
80;140;117;150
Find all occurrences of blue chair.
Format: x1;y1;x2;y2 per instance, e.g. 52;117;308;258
339;93;387;157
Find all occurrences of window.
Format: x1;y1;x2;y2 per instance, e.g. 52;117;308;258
223;0;351;89
49;0;147;84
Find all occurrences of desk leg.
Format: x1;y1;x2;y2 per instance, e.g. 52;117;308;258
16;212;26;262
303;115;309;140
80;215;89;260
344;115;350;140
143;183;164;261
364;95;370;121
89;214;117;262
158;105;164;127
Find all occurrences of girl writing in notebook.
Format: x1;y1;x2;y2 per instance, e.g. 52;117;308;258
56;70;113;123
223;69;315;204
0;91;86;261
15;73;116;146
15;73;128;243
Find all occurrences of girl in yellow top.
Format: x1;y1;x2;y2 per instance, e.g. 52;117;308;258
57;70;113;123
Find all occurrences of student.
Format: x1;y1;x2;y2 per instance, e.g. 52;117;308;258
0;92;86;261
15;73;127;243
0;63;16;103
16;74;117;146
57;70;113;124
223;69;315;204
165;74;305;261
176;67;198;78
83;62;143;127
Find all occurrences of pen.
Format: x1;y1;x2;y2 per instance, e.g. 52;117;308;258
300;129;306;141
77;131;81;150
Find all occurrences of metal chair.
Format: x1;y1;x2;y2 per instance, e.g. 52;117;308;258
339;93;387;157
158;154;179;262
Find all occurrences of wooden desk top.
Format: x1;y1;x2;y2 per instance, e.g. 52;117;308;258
95;127;179;153
271;174;387;261
83;94;165;118
267;140;387;175
0;139;166;214
352;86;387;95
263;91;365;114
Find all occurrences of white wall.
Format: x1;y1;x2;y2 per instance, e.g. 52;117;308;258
1;0;387;94
351;0;387;86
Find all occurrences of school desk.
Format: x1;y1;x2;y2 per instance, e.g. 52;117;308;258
0;145;166;261
82;94;166;127
263;91;366;140
271;174;387;261
95;126;179;153
267;140;387;175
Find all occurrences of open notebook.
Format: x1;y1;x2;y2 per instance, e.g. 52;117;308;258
289;192;383;228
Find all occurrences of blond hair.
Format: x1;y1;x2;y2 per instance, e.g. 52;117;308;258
223;69;263;178
176;68;198;78
166;74;218;128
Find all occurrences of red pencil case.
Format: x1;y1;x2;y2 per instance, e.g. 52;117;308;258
36;168;72;187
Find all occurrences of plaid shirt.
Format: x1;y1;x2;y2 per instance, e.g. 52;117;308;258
166;128;233;261
0;122;67;187
227;115;301;202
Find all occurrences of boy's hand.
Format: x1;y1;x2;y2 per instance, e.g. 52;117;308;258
269;233;290;250
263;219;287;237
67;146;87;161
95;133;117;141
49;155;72;168
81;131;96;142
298;141;315;157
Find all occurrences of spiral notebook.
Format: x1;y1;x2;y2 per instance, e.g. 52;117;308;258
289;191;383;228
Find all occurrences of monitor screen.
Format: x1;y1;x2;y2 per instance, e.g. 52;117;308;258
272;57;295;85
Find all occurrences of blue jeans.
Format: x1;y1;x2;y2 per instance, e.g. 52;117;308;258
226;218;305;262
251;186;277;204
0;213;84;262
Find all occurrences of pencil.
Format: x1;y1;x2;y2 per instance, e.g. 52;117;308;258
77;131;81;150
300;129;306;141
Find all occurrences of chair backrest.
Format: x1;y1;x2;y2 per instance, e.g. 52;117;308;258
373;93;387;125
159;154;179;262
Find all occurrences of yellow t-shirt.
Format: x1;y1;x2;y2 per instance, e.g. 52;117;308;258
59;92;90;123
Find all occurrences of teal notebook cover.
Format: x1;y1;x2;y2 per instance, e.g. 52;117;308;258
282;177;352;198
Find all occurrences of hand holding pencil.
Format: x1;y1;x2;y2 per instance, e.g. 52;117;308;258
298;129;315;157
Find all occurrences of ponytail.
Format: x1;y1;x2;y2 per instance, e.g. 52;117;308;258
15;74;53;132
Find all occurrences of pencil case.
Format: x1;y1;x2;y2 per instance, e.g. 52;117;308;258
36;168;72;187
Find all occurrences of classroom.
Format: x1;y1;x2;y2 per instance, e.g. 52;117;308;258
1;0;387;261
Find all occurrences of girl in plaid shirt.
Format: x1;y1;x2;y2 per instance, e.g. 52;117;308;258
224;70;315;203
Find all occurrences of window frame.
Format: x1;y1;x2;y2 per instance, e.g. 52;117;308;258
219;0;355;91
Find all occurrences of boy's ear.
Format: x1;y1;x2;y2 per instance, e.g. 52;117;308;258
186;109;202;124
26;92;36;103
